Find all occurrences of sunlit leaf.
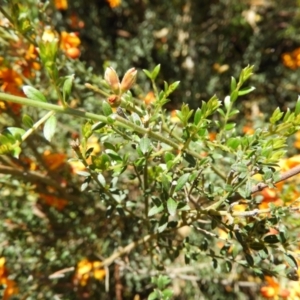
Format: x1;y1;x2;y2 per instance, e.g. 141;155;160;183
43;115;57;141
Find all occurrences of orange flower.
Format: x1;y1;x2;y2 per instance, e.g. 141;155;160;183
261;276;290;299
0;67;24;114
39;194;68;210
242;125;255;135
144;91;155;105
68;13;85;30
280;155;300;171
43;151;67;171
106;0;121;8
73;258;105;286
261;276;279;298
16;44;41;79
60;31;81;59
260;285;276;298
0;257;18;300
294;131;300;149
54;0;68;10
282;48;300;70
209;132;217;141
170;110;180;123
259;188;282;209
0;67;23;95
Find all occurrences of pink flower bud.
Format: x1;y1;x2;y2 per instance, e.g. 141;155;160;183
104;67;120;94
120;68;137;92
107;95;121;107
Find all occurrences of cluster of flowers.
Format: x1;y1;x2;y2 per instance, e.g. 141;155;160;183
281;48;300;70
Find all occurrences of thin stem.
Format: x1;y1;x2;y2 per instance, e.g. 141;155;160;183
143;157;149;220
21;111;55;142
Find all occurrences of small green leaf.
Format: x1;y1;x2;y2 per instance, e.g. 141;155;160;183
97;173;106;186
228;109;240;117
22;114;34;128
148;204;164;217
102;101;113;116
23;85;47;102
164;152;174;163
105;149;122;161
295;96;300;115
76;171;90;177
167;81;180;95
224;95;231;110
263;234;280;244
139;137;152;155
161;174;171;192
217;108;226;117
238;86;255;96
285;253;298;269
194;108;202;125
225;261;232;272
148;290;160;300
81;177;90;191
224;123;235;130
230;76;237;92
62;74;74;103
157;214;168;233
245;253;254;266
143;69;152;79
43;115;57;141
167;198;177;216
6;127;26;139
230;90;239;102
162;289;173;298
212;258;218;269
270;107;284;124
164;81;169;92
92;122;106;131
175;173;190;192
151;64;161;80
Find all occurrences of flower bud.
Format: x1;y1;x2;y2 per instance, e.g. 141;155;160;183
107;95;121;107
120;68;137;92
104;67;120;94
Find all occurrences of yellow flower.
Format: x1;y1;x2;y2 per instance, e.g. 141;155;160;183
74;258;106;286
60;31;81;59
107;0;121;8
54;0;68;10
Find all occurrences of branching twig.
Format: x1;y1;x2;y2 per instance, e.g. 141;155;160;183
251;164;300;194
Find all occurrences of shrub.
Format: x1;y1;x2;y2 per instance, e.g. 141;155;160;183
1;1;300;300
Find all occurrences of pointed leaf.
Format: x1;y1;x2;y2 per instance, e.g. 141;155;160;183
167;198;177;216
151;64;161;80
22;114;34;128
295;96;300;115
63;74;74;103
43;115;57;141
230;76;237;93
23;85;47;102
102;101;113;116
142;69;152;79
139;137;152;154
175;173;190;192
238;86;255;96
167;81;180;95
148;204;164;217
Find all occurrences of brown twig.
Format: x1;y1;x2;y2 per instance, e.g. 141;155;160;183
251;164;300;194
99;165;300;267
0;164;81;202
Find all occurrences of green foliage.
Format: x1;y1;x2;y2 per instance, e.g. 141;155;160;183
1;1;300;299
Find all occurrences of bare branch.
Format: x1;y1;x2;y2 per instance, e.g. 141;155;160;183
251;164;300;194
